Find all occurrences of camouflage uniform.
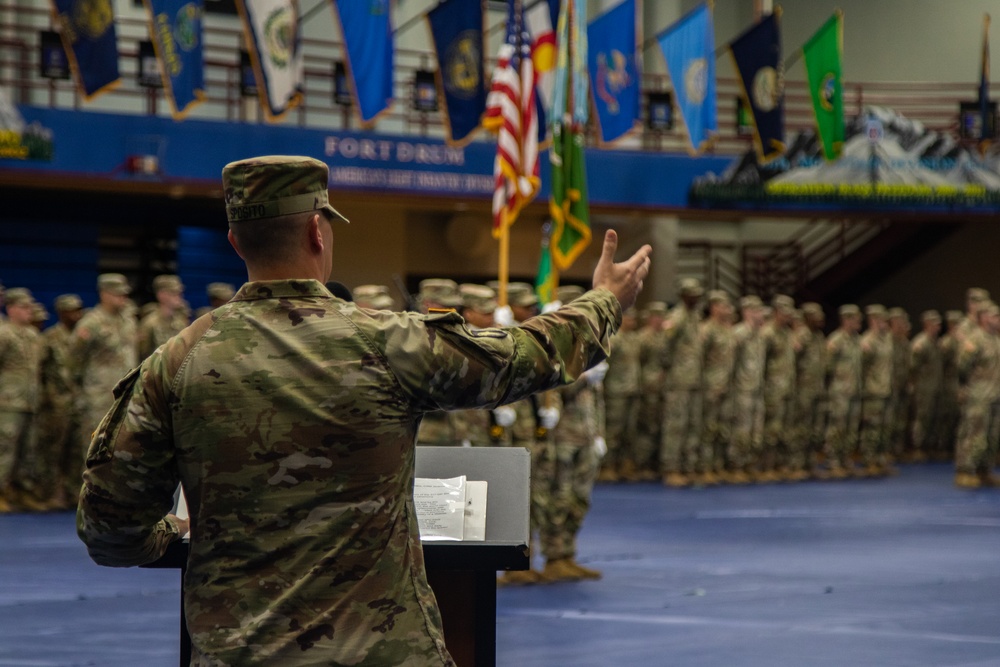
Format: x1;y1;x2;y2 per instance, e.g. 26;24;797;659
0;290;42;506
699;293;735;478
68;276;138;457
728;298;765;478
78;153;625;667
659;295;704;480
793;304;827;474
415;281;463;447
760;296;796;477
935;311;964;457
908;312;943;459
78;277;621;666
602;322;641;477
825;307;863;473
955;316;1000;479
887;309;912;458
859;306;893;471
630;303;667;476
38;315;80;504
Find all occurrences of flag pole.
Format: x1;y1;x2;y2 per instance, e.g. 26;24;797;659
499;221;510;307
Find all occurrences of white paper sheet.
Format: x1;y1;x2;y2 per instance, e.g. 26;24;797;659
414;476;467;541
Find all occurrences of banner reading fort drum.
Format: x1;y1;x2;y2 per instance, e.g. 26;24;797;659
427;0;485;147
50;0;121;100
235;0;303;122
143;0;206;119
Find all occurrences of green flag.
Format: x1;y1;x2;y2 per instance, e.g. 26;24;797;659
549;0;591;271
802;12;844;160
535;234;557;306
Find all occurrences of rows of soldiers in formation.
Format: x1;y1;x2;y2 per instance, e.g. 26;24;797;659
594;281;1000;491
0;274;237;514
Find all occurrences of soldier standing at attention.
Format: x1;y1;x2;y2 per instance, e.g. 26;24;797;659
859;305;893;477
415;279;464;446
957;288;990;342
137;275;189;360
793;303;827;479
824;304;863;479
760;294;797;482
908;310;943;463
935;310;965;459
69;274;138;459
699;291;736;484
76;155;652;666
36;294;85;510
887;308;912;463
726;295;765;483
193;282;236;320
0;289;43;511
600;307;641;482
632;302;668;480
660;278;704;487
955;302;1000;489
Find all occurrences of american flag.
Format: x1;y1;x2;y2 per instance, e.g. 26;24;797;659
484;0;540;239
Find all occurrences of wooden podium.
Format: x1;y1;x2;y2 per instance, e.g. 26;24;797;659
146;445;530;667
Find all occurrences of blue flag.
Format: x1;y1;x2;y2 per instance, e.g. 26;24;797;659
427;0;485;146
730;12;784;161
51;0;120;100
587;0;638;143
144;0;206;119
656;2;717;153
334;0;394;126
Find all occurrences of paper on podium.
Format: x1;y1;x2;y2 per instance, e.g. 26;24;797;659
414;476;488;541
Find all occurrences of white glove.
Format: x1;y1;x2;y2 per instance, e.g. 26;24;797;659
541;300;562;315
593;436;607;458
538;406;560;429
493;305;514;327
492;405;516;428
583;360;609;386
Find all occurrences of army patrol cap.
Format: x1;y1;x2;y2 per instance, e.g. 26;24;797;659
222;156;349;224
31;303;49;322
839;304;861;317
802;302;824;317
946;309;964;323
98;273;131;296
967;287;990;302
54;293;84;312
772;294;795;313
679;278;704;298
557;285;586;304
353;284;391;299
152;274;184;293
645;301;668;316
865;304;887;318
707;290;730;305
887;307;907;321
506;282;539;308
4;288;34;307
740;295;764;309
921;310;941;323
206;282;236;301
368;294;396;310
460;284;497;314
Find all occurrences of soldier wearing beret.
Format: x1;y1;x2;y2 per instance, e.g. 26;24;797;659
0;288;43;511
68;273;138;461
138;275;189;361
76;155;652;665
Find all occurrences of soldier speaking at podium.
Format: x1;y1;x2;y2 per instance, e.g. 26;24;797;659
76;155;651;666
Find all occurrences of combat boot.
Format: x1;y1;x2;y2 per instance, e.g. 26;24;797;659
617;460;639;482
542;558;583;582
954;472;982;489
662;472;690;488
729;469;751;485
0;495;11;513
498;569;546;587
700;470;721;486
978;470;1000;487
596;466;619;483
567;560;602;580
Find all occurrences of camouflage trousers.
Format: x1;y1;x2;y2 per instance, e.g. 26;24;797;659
824;394;860;469
659;389;704;474
539;438;599;561
954;398;1000;474
604;393;639;471
887;392;911;457
790;392;824;470
33;405;71;502
0;411;37;495
935;385;960;456
762;391;792;470
728;391;763;470
909;389;940;454
631;389;663;474
859;396;891;466
701;391;732;473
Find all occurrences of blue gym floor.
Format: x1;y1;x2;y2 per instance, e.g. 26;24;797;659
3;464;999;666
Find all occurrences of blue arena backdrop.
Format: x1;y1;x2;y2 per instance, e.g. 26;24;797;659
2;105;730;210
